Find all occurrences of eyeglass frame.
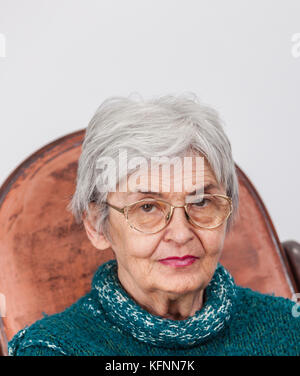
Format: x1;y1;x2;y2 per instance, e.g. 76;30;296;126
105;193;233;234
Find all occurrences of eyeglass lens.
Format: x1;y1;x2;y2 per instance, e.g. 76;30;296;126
126;195;230;233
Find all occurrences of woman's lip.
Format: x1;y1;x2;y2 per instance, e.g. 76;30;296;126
158;256;198;267
159;255;199;261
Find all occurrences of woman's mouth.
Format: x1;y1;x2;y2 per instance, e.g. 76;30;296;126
158;255;199;267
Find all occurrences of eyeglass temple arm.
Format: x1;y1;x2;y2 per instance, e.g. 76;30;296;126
105;202;125;214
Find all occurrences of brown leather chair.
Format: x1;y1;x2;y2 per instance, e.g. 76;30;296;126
0;130;299;356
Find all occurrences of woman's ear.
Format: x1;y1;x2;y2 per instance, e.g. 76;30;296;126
83;204;111;250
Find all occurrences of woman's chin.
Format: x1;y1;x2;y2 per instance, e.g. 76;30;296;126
153;273;204;295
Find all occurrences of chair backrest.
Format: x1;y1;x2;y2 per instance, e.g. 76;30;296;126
0;130;296;355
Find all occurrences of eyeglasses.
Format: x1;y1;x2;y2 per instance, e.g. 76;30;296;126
105;194;232;234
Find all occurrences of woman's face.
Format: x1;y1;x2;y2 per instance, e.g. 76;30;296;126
91;154;228;297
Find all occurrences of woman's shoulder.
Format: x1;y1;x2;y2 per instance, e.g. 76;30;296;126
234;285;300;335
8;290;109;356
221;285;300;355
235;284;298;313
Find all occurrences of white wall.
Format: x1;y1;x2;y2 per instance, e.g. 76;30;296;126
0;0;299;242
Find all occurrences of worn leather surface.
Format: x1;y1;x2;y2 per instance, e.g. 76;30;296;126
0;130;296;344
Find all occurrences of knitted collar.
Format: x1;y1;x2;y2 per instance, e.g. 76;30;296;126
92;259;237;349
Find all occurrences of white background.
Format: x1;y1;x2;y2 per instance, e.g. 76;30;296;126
0;0;299;242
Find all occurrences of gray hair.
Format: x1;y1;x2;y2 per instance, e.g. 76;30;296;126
68;93;239;239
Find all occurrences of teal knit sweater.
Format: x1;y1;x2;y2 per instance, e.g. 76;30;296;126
8;260;300;356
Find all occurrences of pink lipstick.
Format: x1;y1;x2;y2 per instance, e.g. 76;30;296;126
159;255;199;267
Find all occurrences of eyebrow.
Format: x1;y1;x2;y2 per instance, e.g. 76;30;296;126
128;183;220;196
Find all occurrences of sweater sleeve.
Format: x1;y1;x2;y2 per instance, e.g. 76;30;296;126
8;326;68;356
12;345;64;356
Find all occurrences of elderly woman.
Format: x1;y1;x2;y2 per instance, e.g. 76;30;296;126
8;94;299;356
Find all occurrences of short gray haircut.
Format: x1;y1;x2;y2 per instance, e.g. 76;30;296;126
68;93;239;238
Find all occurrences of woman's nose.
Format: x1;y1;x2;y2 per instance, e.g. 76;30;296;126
163;207;194;244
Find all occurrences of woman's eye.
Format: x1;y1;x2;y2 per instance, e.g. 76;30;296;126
141;204;155;212
193;199;209;207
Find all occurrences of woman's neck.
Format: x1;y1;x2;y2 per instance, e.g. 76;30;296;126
117;268;205;321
